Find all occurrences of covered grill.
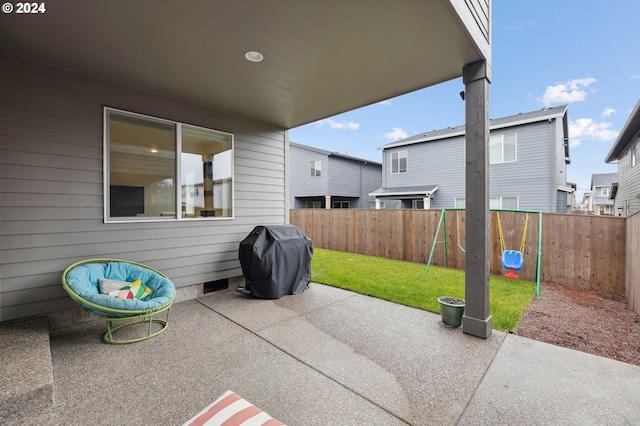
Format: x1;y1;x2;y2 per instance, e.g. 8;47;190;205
238;225;313;299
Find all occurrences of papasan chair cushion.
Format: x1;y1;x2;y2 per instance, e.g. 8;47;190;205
65;261;175;316
62;259;176;343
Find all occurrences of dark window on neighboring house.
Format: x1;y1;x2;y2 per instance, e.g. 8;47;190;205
599;205;613;215
490;133;517;164
490;197;518;210
310;160;321;177
412;199;424;209
332;201;350;208
391;150;407;173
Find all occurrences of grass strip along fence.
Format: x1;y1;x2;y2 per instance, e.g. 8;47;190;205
311;248;536;332
291;208;626;296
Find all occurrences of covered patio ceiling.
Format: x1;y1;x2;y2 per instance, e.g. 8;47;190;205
0;0;490;129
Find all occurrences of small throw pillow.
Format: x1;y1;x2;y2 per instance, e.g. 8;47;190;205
102;278;152;300
99;278;130;295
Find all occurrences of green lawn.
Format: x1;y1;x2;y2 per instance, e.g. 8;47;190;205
310;248;536;332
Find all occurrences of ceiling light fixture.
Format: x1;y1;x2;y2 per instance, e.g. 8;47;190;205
245;51;264;63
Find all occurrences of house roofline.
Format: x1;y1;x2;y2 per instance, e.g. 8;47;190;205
605;98;640;163
369;185;439;198
290;141;381;165
377;105;568;150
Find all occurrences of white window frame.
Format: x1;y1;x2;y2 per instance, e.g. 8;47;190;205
412;199;424;209
391;150;408;174
490;133;517;164
601;186;610;197
454;198;466;209
104;107;234;223
310;160;322;177
490;196;519;210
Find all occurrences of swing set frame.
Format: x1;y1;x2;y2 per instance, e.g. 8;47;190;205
425;208;543;297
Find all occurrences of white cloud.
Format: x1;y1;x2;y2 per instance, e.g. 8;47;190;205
538;78;597;106
631;74;640;79
385;127;408;141
569;118;618;148
378;99;392;106
315;118;360;130
602;107;616;117
503;21;534;31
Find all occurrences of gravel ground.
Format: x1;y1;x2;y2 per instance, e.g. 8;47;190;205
515;282;640;366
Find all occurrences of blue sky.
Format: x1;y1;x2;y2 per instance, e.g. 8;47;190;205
289;0;640;203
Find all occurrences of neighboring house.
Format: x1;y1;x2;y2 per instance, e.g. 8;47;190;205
589;173;617;215
605;98;640;216
581;192;594;212
566;182;578;211
289;143;381;209
371;105;573;212
0;2;491;323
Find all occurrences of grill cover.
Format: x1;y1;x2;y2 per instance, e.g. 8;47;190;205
238;225;313;299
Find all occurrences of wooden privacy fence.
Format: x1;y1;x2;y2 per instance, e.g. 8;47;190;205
625;211;640;311
290;209;626;295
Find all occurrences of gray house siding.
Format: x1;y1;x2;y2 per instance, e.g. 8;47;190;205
360;163;382;208
288;146;328;208
289;143;381;209
384;137;466;209
615;137;640;215
0;55;286;322
489;121;554;212
328;156;362;197
380;117;563;212
328;157;382;208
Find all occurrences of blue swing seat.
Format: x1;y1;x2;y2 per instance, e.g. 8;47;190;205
502;250;523;271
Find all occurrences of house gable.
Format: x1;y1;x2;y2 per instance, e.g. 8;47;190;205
375;106;570;212
289;142;381;209
606;99;640;216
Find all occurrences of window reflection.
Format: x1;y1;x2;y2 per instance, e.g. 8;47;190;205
181;125;233;218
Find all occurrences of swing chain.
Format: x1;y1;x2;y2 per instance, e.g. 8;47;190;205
497;212;529;253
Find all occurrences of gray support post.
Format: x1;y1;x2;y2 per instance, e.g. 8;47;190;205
462;60;492;338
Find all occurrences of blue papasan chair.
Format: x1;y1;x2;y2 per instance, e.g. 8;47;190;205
62;258;176;344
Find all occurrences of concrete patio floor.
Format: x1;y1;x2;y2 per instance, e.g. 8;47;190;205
4;283;640;425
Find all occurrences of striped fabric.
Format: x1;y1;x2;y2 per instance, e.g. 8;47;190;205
183;390;285;426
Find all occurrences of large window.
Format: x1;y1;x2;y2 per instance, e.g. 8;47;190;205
490;133;517;164
391;150;408;173
310;160;321;177
105;108;233;222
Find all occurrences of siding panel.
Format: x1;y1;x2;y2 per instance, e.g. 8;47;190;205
380;119;560;212
615;137;640;215
0;55;286;322
289;144;328;204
